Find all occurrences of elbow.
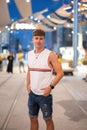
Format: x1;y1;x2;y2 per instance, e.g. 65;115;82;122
60;70;64;79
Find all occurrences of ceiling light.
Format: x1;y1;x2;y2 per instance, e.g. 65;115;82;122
38;20;40;23
26;0;30;2
53;26;57;30
29;16;34;20
47;15;50;19
6;0;10;3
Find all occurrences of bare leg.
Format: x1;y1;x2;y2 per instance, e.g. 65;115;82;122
30;117;39;130
19;63;21;73
23;64;25;72
45;118;54;130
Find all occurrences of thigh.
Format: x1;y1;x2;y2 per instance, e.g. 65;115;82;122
39;94;53;120
28;92;39;118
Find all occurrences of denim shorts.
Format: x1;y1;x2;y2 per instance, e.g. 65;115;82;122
28;91;53;120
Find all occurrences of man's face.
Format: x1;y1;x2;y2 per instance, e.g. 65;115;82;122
32;36;45;49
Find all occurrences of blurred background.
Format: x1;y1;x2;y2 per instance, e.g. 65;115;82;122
0;0;87;74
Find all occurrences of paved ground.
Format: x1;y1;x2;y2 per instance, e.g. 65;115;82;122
0;64;87;130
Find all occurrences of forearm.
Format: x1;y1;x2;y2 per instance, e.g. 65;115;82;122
26;70;31;92
51;71;64;87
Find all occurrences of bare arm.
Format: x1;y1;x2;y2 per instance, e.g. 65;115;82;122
43;51;64;96
26;66;31;93
49;51;64;87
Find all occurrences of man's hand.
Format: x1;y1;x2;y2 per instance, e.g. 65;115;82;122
27;85;31;94
41;86;51;96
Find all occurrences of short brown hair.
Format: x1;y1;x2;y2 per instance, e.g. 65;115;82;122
33;29;45;37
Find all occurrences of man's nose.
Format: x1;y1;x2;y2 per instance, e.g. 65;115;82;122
37;39;40;42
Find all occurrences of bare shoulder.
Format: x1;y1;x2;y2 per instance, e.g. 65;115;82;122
49;51;57;61
48;51;63;76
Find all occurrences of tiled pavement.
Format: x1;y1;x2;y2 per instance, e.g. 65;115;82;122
0;64;87;130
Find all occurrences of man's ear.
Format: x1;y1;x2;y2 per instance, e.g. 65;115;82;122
32;37;34;43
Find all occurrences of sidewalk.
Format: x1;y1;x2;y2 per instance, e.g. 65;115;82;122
0;66;87;130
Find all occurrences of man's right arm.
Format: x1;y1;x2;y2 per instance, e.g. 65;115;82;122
26;67;31;93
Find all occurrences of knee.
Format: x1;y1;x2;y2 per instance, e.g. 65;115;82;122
30;117;38;123
45;118;53;125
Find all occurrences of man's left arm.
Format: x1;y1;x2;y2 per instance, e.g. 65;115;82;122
43;51;64;96
49;51;64;87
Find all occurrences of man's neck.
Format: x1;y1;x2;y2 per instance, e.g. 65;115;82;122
34;48;44;54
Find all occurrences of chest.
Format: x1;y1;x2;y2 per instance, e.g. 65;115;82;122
28;53;49;68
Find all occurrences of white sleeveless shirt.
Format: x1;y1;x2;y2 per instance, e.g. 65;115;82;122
28;49;53;95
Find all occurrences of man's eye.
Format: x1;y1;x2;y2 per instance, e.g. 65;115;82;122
35;37;43;40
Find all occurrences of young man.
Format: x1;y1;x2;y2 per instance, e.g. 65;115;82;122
26;29;64;130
